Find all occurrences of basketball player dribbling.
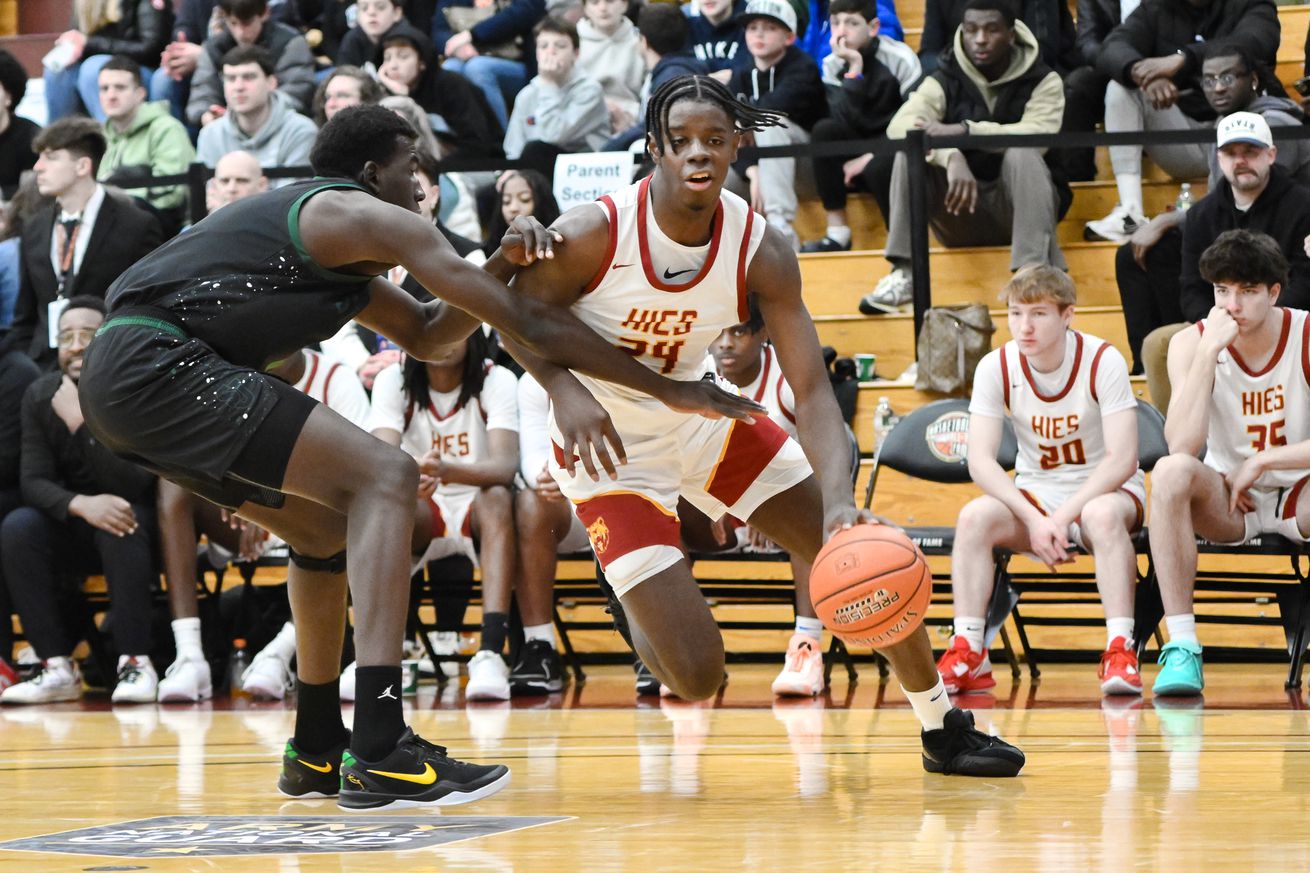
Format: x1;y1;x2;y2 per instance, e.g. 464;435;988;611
943;265;1146;697
1150;229;1310;696
508;75;1025;776
75;105;763;810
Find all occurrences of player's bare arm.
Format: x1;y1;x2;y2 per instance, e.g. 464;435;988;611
1047;407;1139;529
966;411;1068;565
748;225;867;534
1164;308;1230;455
424;429;519;488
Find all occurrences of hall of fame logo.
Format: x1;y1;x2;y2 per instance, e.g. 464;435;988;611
0;815;571;859
924;411;970;463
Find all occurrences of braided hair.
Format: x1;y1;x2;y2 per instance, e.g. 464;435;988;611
401;329;496;431
645;75;788;156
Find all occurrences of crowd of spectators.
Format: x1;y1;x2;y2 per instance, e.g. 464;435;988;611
1;0;1310;702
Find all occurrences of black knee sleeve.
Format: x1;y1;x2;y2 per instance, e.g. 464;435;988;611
288;548;347;574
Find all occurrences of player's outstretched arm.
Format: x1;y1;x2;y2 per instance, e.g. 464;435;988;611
749;226;867;534
1164;309;1227;456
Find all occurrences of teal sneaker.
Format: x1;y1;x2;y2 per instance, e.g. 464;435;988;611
1152;640;1204;696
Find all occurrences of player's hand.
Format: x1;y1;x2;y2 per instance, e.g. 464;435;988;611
1225;458;1262;514
1130;216;1170;269
534;466;565;501
822;505;881;539
552;381;626;481
417;473;438;500
1143;77;1179;110
501;215;563;267
236;520;268;562
843;152;874;187
357;349;402;390
712;515;732;546
1025;515;1071;568
1201;306;1239;357
417;450;449;485
72;494;138;537
662;377;768;423
52;375;84;433
944;152;977;216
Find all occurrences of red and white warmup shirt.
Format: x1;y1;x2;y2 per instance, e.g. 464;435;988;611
291;348;371;429
718;345;798;439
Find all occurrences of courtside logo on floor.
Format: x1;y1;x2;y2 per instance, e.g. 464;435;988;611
0;815;571;858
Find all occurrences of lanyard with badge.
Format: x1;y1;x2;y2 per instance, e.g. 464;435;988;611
47;217;81;348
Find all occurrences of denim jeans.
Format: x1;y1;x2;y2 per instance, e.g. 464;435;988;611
441;55;526;130
46;54;159;122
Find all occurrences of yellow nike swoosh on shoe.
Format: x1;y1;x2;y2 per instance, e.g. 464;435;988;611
298;759;333;773
367;763;437;785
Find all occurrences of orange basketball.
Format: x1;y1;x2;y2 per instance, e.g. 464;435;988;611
810;524;931;648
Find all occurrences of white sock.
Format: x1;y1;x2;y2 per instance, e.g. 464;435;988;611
171;617;204;662
1165;614;1198;645
267;621;297;661
795;616;824;641
903;678;952;731
1114;172;1143;216
1106;617;1135;648
825;224;851;246
953;617;986;653
523;623;555;646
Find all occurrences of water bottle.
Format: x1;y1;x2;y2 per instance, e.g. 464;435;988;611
1175;183;1193;212
42;41;78;74
227;638;251;696
874;396;895;448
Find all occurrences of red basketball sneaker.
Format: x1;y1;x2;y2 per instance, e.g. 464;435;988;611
1098;636;1143;695
935;636;996;694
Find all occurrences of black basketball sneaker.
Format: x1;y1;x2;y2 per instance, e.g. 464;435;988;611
338;728;511;810
921;708;1026;777
278;736;350;798
510;639;565;696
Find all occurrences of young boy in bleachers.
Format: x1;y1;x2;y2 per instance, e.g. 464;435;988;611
576;0;646;134
727;0;827;251
800;0;920;253
336;0;408;67
943;265;1145;697
688;0;749;77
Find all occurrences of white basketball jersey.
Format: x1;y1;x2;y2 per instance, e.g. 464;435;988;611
996;331;1140;490
727;345;798;439
570;176;767;404
292;348;370;429
1202;307;1310;490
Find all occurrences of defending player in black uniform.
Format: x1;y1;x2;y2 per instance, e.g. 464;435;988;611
79;105;761;811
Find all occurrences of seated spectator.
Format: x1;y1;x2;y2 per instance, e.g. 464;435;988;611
863;0;1066;315
0;298;160;705
503;18;609;180
801;0;920;253
366;331;521;702
920;0;1076;75
5;119;163;369
187;0;316;126
577;0;646;134
0;50;39;200
688;0;749;77
337;0;408;66
799;0;905;64
0;348;40;691
604;3;709;152
381;95;445;161
480;169;560;258
511;372;590;695
97;56;196;237
376;22;505;157
1085;0;1279;242
43;0;172;123
311;65;387;126
728;0;829;251
437;0;548;129
1057;0;1120;182
1117;113;1310;410
206;148;268;212
195;46;319;179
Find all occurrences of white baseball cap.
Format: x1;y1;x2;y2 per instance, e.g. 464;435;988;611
740;0;797;33
1216;111;1274;149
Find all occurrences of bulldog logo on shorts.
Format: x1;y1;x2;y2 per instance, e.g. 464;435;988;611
587;517;611;554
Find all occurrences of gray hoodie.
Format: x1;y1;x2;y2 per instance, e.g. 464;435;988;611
1206;96;1310;188
577;17;647;123
503;66;611;159
195;90;318;182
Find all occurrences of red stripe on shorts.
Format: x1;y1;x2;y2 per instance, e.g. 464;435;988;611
573;492;682;567
1283;474;1310;520
428;498;447;539
704;416;790;508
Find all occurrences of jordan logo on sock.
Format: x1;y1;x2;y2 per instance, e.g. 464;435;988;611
377;685;398;700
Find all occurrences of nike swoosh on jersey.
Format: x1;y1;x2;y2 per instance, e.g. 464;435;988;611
663;267;696;280
611;262;634;270
367;763;438;785
298;759;334;773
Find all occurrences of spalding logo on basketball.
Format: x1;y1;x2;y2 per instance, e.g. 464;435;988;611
925;411;970;464
810;524;931;648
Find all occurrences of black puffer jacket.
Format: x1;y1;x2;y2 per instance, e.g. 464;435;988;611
82;0;173;66
1074;0;1119;67
1097;0;1281;121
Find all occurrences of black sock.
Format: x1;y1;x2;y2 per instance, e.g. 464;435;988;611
294;678;348;755
350;666;406;761
480;612;509;654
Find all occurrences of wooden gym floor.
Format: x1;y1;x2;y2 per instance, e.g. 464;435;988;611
1;663;1308;872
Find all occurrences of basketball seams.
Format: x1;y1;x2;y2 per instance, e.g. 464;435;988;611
811;525;931;646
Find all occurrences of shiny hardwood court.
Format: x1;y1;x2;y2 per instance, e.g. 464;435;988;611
2;664;1309;872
